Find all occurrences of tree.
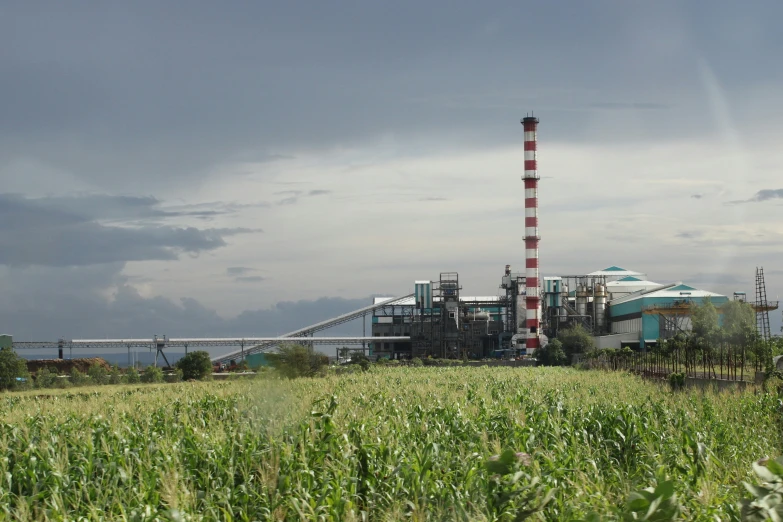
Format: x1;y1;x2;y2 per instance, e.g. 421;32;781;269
690;298;721;346
721;300;761;377
175;351;213;380
556;325;594;358
537;339;567;366
689;298;722;377
722;300;758;351
0;347;29;391
267;344;329;378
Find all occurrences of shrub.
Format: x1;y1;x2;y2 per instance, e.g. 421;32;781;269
109;365;123;385
88;364;109;385
35;367;58;389
0;347;29;391
125;368;140;384
165;368;184;383
669;372;686;391
175;351;213;380
141;365;164;383
70;368;90;386
411;357;424;367
267;344;329;379
537;339;568;366
349;353;371;371
556;325;595;358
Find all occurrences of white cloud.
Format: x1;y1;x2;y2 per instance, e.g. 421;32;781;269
112;127;783;322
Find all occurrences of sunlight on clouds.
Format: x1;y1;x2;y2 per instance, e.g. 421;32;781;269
116;130;783;316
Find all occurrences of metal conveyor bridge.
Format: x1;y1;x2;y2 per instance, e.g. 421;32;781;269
11;294;415;365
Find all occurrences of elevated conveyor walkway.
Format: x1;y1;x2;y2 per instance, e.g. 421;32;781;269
213;293;414;363
12;294;415;365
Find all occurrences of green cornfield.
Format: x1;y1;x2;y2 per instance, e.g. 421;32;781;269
0;367;780;520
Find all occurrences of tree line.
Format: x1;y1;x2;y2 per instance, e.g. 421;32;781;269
0;350;216;391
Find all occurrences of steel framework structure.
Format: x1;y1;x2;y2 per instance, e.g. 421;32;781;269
756;267;773;342
12;293;415;365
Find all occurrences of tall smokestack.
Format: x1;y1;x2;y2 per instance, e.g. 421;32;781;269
522;115;540;353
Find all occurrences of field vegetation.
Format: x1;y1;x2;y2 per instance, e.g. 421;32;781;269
0;366;780;520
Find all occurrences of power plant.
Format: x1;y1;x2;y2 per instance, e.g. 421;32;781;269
367;116;779;360
7;114;780;364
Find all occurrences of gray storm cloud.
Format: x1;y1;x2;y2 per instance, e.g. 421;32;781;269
0;194;257;267
1;1;783;339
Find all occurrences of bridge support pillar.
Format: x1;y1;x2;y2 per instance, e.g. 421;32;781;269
153;335;171;368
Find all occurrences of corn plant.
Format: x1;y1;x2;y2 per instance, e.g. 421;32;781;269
0;367;778;520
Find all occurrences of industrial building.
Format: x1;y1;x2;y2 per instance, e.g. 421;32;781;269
7;114;778;365
369;266;775;359
362;114;778;359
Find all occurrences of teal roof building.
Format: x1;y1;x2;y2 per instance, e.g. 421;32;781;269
600;282;729;348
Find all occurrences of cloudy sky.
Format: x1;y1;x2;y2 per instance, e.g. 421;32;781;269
2;0;782;343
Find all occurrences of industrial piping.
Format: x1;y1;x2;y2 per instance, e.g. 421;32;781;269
522;115;540;353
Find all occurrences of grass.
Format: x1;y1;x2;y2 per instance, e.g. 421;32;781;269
0;367;780;520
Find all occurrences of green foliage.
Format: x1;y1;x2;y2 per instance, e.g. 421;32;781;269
165;368;184;383
0;347;29;391
690;298;721;354
69;367;90;386
623;477;681;521
669;372;686;391
140;365;164;383
0;367;779;519
773;337;783;357
125;367;140;384
35;367;58;389
722;300;758;348
267;344;329;378
109;365;123;385
537;339;568;366
740;456;783;521
175;351;213;380
338;349;371;370
484;449;554;518
557;324;595;358
87;364;109;385
411;357;424;367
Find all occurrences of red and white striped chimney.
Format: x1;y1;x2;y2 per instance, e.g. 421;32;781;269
522;115;540;353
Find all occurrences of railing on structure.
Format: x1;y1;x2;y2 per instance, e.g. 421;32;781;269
579;346;766;383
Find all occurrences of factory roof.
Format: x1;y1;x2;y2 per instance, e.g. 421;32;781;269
642;284;724;299
588;266;645;277
606;277;661;288
373;296;502;306
609;282;725;306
